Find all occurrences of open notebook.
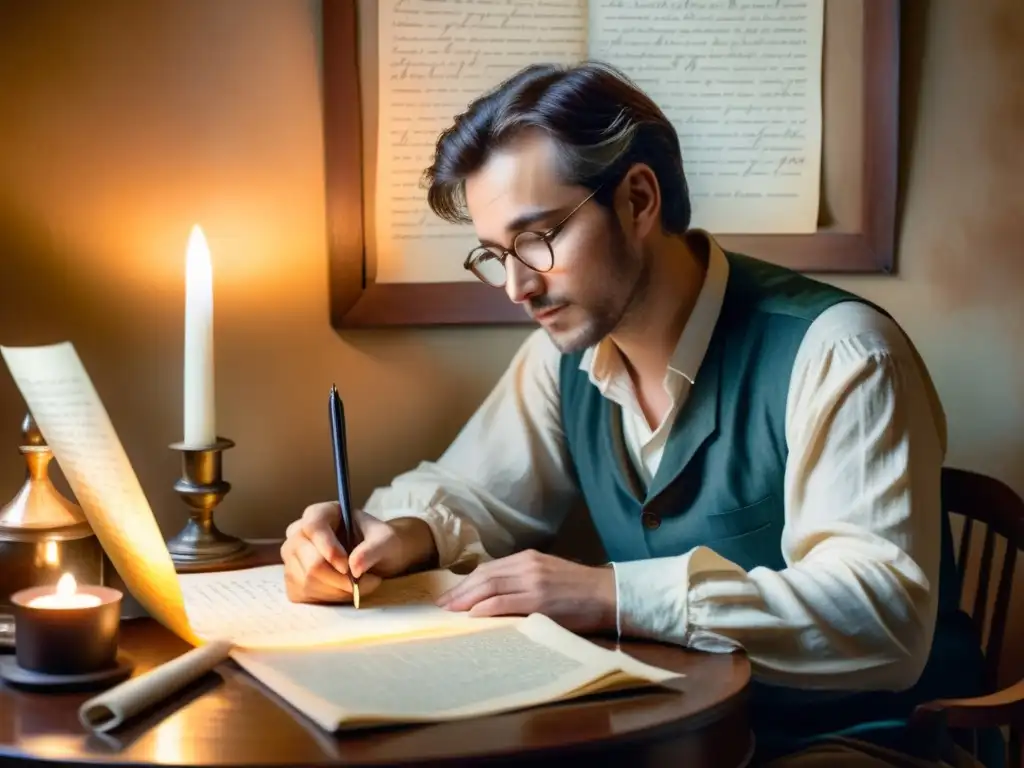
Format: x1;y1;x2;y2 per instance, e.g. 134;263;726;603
0;342;683;734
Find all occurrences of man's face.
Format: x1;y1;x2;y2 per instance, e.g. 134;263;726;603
464;132;649;353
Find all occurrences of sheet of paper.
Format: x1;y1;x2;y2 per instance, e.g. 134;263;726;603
178;564;484;648
589;0;824;234
0;342;196;643
233;613;682;731
237;623;585;720
374;0;587;284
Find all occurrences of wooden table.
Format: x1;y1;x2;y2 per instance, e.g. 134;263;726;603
0;548;753;767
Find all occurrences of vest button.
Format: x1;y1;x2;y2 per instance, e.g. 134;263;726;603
641;511;661;530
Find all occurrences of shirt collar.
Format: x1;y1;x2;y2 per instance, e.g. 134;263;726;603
579;229;729;389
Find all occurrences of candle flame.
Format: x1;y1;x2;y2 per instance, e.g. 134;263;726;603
44;540;59;566
56;572;78;596
187;224;212;278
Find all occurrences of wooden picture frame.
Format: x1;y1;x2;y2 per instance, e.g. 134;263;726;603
324;0;900;329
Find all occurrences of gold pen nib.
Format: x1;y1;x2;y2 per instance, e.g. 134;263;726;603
352;581;360;610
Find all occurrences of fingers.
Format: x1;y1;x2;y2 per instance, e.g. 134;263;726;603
347;540;375;579
347;533;395;579
438;574;523;612
283;550;351;603
437;552;536;610
283;502;408;604
347;510;400;578
435;550;552;615
468;594;535;618
300;502;349;573
354;571;383;596
284;561;349;604
282;535;351;603
294;538;351;592
281;502;352;604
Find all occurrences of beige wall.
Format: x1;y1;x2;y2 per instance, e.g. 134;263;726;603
1;0;1022;653
0;0;530;540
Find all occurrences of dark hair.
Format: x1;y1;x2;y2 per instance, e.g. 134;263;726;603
423;61;691;235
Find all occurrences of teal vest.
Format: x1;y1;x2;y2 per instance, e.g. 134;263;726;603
558;253;994;763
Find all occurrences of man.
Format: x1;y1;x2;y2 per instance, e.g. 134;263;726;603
282;63;992;766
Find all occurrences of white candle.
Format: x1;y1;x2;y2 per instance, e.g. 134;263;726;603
184;224;216;447
28;573;101;609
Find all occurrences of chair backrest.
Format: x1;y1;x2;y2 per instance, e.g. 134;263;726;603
943;467;1024;686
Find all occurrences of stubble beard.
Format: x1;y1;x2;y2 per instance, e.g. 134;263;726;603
546;234;651;355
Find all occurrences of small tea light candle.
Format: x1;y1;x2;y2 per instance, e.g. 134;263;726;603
10;572;123;677
27;572;102;609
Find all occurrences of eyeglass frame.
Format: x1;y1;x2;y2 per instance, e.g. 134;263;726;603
462;185;602;287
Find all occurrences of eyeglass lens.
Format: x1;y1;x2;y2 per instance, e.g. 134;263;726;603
470;231;554;286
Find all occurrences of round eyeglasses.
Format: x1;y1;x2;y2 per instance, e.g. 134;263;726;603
463;187;600;288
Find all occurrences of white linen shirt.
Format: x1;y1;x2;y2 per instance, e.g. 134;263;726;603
363;232;947;692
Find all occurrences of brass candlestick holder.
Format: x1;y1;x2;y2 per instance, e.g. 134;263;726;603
165;437;250;572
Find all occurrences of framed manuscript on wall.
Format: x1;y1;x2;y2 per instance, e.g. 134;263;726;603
324;0;899;328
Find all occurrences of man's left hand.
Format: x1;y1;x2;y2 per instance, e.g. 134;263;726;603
436;549;617;634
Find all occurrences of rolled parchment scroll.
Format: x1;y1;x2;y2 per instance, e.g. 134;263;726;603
78;639;233;733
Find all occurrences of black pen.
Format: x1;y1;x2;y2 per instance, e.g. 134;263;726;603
329;384;362;609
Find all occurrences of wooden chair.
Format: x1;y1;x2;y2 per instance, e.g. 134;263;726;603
912;467;1024;768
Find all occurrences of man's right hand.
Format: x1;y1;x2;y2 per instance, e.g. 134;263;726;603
280;502;436;604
